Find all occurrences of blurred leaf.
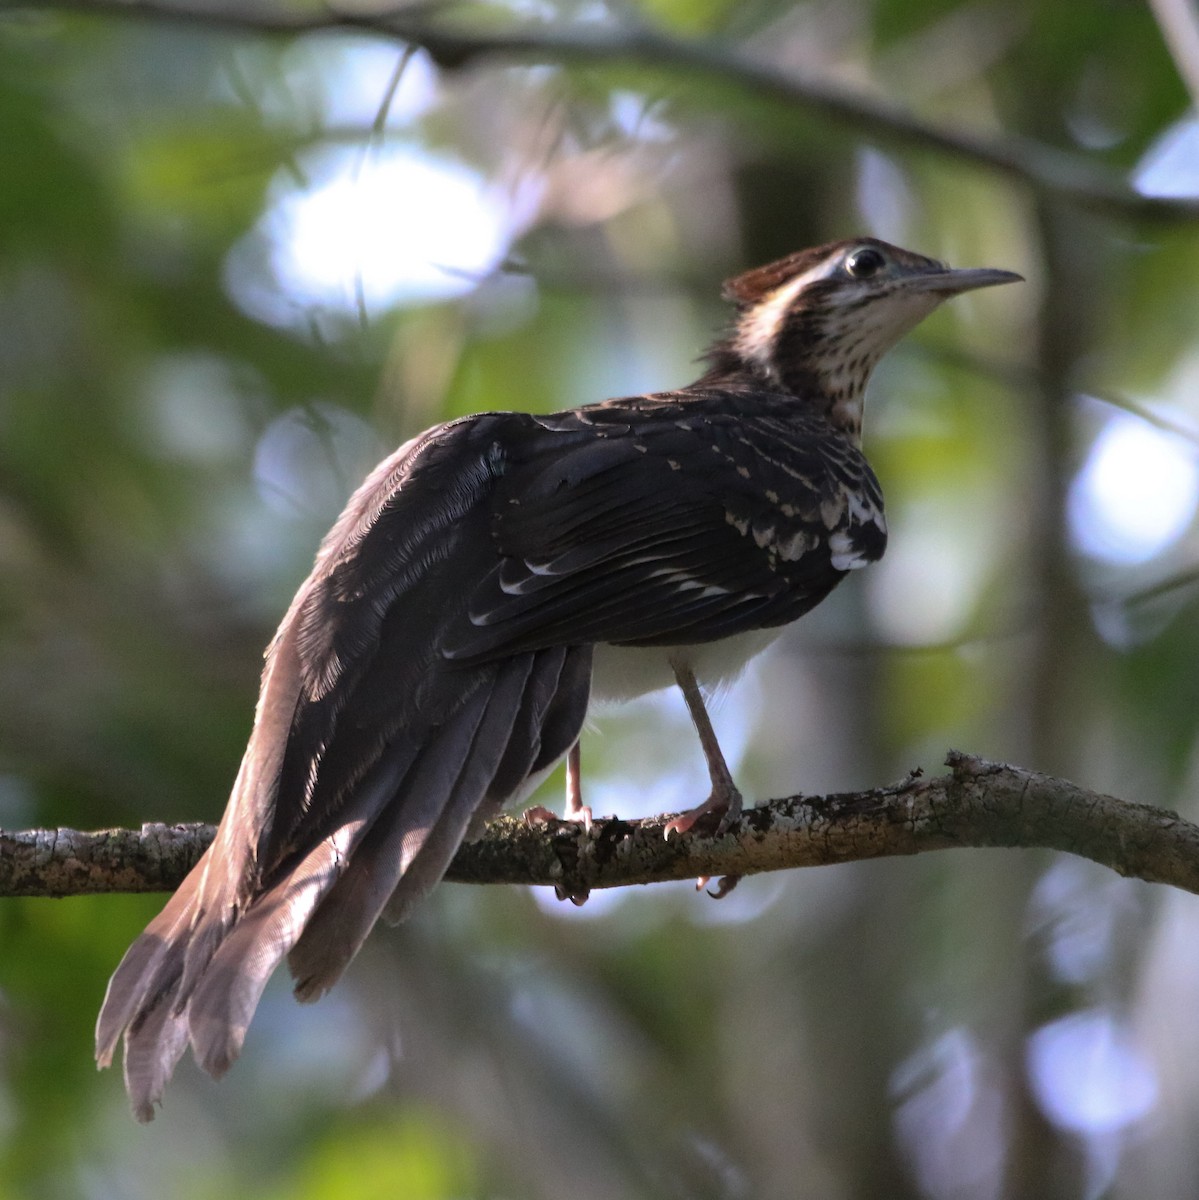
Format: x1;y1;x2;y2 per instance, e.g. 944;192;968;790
265;1110;481;1200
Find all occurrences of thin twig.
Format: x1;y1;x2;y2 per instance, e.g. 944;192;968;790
6;0;1199;222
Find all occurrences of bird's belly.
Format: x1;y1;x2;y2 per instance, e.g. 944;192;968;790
589;627;783;706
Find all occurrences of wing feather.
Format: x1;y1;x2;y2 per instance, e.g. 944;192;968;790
446;395;885;659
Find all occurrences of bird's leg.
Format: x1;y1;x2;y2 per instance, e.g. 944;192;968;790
564;742;593;829
523;742;593;832
522;742;592;906
664;662;743;838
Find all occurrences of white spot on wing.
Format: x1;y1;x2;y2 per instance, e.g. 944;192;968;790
821;496;846;528
830;530;872;570
777;530;815;561
645;567;733;598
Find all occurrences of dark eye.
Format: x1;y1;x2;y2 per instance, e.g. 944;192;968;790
845;246;886;279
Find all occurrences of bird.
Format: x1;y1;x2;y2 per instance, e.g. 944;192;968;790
95;237;1021;1120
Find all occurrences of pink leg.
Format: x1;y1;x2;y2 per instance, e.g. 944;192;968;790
523;742;593;832
664;662;743;838
564;742;593;828
523;743;592;905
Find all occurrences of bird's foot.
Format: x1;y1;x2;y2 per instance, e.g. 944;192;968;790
525;799;594;905
664;782;743;840
523;803;593;833
523;741;594;832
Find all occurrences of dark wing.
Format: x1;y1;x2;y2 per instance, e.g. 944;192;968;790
444;393;886;660
96;412;592;1119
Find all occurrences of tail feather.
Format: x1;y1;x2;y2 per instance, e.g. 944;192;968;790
98;644;593;1120
95;868;208;1070
97;853;239;1121
98;581;312;1115
475;646;572;827
380;647;586;927
179;730;427;1081
182;840;344;1079
108;728;422;1119
121;979;191;1124
288;656;534;1001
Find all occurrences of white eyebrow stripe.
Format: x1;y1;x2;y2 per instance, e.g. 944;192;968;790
735;256;843;375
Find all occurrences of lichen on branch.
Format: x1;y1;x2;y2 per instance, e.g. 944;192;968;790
2;753;1196;902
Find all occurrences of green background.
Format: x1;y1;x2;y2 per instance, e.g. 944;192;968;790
2;0;1199;1196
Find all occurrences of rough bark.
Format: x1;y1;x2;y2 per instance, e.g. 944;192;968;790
3;753;1196;900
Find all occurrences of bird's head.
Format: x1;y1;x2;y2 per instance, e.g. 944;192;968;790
707;238;1022;439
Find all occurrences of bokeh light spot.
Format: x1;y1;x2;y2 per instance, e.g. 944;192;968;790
1068;410;1199;565
227;145;536;329
1027;1009;1157;1134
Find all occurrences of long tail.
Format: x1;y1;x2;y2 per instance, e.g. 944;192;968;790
286;641;590;998
96;645;589;1121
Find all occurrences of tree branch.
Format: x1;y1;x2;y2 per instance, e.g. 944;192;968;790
3;753;1197;901
8;0;1198;223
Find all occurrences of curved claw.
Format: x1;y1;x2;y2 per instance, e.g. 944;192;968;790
706;874;740;899
663;783;743;840
554;883;591;906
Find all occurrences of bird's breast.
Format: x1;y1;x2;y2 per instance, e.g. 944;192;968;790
589;627;783;707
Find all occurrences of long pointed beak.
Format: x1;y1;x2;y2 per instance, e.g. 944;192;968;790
904;266;1024;296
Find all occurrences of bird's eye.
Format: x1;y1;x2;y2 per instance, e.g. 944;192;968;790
845;246;886;279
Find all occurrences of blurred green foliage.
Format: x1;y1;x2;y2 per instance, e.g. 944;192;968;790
2;0;1199;1197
